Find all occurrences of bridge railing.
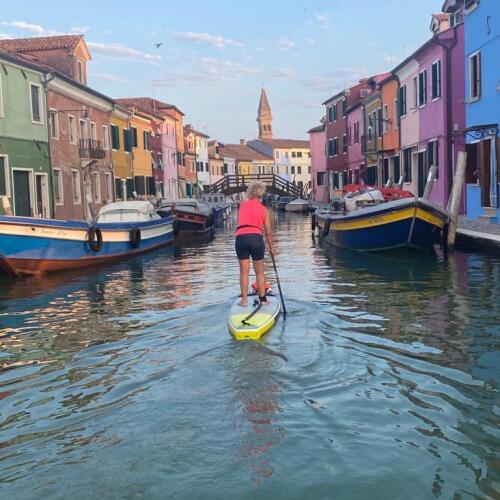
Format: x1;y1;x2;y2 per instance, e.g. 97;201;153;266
206;174;303;198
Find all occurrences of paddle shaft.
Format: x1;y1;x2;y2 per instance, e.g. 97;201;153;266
271;254;287;316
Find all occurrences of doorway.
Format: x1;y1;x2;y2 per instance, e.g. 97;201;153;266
13;170;32;216
35;173;50;218
417;151;426;197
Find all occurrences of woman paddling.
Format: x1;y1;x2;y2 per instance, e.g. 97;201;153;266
235;181;275;307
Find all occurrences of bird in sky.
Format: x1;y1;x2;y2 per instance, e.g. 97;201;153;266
154;43;163;49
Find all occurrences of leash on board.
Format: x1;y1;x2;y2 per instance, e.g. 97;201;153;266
241;298;262;326
271;253;287;316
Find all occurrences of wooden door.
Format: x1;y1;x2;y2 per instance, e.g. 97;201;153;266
13;170;32;216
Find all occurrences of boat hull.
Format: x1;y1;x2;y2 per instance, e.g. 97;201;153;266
316;198;447;252
174;209;215;234
0;216;174;276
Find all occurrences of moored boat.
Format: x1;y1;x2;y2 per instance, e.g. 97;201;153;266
0;201;174;276
274;196;295;211
159;199;216;234
315;197;448;252
285;198;312;213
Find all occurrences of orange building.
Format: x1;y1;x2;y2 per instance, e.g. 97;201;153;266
380;75;401;184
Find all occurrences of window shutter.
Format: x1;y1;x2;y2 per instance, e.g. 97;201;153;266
477;52;481;97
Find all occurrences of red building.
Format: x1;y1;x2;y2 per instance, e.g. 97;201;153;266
323;80;371;187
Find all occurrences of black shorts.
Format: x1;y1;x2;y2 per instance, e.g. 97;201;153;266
235;234;265;261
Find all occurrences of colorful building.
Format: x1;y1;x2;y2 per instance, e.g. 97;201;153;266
460;0;500;221
362;81;383;186
183;125;198;197
110;104;133;201
220;141;273;176
345;101;365;185
195;129;210;189
0;50;51;217
308;122;327;203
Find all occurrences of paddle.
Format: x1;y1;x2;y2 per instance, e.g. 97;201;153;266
271;253;287;316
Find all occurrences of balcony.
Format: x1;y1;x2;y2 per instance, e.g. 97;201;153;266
79;139;106;160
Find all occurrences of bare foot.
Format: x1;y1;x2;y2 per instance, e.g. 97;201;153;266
238;301;248;307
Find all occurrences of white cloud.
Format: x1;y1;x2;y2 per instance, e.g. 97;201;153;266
306;37;316;45
2;21;49;34
277;38;295;51
70;26;90;34
271;68;295;78
301;68;367;92
86;42;161;64
0;33;13;40
174;31;243;49
88;72;131;83
314;13;330;23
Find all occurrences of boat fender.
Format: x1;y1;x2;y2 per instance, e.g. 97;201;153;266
311;213;316;231
88;226;103;252
322;219;330;237
130;228;141;249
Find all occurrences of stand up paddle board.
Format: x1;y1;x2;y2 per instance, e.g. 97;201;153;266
228;294;281;340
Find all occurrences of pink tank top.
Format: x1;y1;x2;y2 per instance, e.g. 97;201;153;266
235;199;266;237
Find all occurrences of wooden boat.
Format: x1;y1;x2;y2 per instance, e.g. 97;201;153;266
315;197;448;252
0;201;174;276
285;198;312;213
159;198;215;234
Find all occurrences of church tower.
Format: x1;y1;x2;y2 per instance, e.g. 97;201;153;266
257;88;273;139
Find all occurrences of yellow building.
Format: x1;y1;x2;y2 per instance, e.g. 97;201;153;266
110;104;133;200
220;142;273;176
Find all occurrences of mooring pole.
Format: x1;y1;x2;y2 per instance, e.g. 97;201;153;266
423;165;438;200
447;151;467;249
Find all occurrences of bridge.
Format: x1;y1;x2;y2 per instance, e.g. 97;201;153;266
205;174;303;198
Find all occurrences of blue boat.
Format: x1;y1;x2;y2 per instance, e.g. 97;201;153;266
315;197;448;252
0;201;174;276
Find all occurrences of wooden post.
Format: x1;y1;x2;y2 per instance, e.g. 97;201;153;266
447;151;467;249
1;196;13;216
423;165;438;200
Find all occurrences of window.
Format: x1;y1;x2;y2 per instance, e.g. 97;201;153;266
297;166;302;174
0;73;3;118
418;70;427;106
102;125;109;149
77;60;84;83
143;130;151;151
111;125;120;150
93;172;101;203
123;129;132;152
328;105;333;123
403;148;412;182
412;76;418;108
79;119;87;140
105;173;113;202
223;163;228;174
291;166;295;174
348;125;352;145
285;151;289;159
317;171;325;186
399;85;407;117
383;105;389;134
427;140;439;179
30;83;42;123
0;156;9;196
90;122;97;141
308;166;311;174
333;137;338;156
342;133;348;153
132;127;138;148
115;178;123;200
354;121;360;143
450;9;463;27
71;169;81;204
53;168;63;205
469;52;481;101
376;108;382;138
328;139;333;156
275;151;279;159
332;103;338;122
68;115;77;144
342;98;348;116
394;99;399;129
297;152;302;158
368;113;373;140
292;151;296;158
431;60;441;99
49;110;59;139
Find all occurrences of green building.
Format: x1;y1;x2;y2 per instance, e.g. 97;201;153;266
0;51;51;217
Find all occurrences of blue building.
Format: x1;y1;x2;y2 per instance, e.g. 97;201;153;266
457;0;500;221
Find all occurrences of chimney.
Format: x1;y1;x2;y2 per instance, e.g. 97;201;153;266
240;139;246;145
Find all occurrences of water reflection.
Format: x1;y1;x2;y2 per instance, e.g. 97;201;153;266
0;212;498;499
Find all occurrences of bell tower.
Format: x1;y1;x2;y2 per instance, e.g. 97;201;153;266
257;88;273;139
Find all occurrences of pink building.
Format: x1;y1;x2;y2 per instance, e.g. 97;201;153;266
161;113;177;201
346;102;365;184
308;123;327;204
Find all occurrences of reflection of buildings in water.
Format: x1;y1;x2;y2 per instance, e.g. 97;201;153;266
226;343;285;483
317;243;478;368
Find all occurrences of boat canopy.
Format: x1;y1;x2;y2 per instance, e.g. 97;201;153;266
97;201;160;222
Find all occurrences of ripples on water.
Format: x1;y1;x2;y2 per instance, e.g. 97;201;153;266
0;212;499;499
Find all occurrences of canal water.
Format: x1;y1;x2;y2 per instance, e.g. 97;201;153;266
0;212;499;499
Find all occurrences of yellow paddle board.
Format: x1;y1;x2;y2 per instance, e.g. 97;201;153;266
228;295;281;340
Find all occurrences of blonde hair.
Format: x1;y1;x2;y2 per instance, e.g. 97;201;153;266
247;180;266;199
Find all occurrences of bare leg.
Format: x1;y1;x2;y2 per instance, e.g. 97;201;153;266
253;260;269;304
239;259;250;306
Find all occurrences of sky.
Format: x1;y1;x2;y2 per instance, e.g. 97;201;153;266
1;0;445;143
